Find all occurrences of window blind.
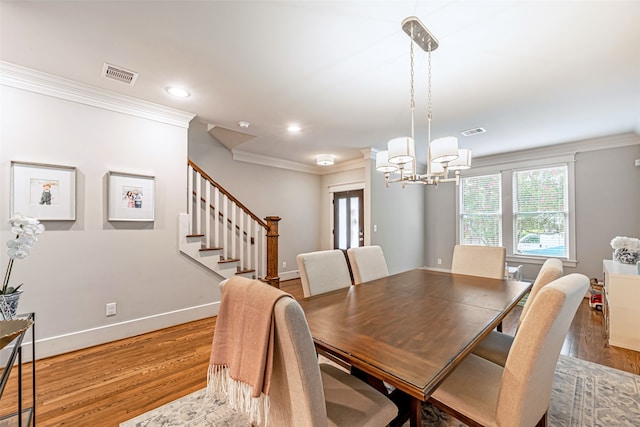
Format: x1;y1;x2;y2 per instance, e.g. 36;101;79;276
460;173;502;246
513;165;568;257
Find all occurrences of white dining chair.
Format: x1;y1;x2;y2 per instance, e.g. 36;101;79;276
451;244;506;280
472;258;564;366
429;273;589;427
216;277;398;427
508;264;524;281
296;249;352;298
347;245;389;285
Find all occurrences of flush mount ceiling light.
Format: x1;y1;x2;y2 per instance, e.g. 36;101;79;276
316;154;335;166
376;16;472;187
166;86;190;98
287;124;302;133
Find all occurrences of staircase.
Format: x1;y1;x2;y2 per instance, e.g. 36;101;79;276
179;160;280;287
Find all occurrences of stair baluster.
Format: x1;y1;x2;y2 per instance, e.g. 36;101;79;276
180;160;280;287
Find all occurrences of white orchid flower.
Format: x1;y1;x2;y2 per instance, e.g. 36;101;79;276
3;215;45;295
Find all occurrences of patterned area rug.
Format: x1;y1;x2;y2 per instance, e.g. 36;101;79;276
120;355;640;427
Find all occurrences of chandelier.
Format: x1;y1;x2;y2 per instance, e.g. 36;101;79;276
376;16;471;186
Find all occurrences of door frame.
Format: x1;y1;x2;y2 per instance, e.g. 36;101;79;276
328;181;366;250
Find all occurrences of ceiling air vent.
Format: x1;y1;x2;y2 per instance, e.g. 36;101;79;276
460;127;487;137
102;63;139;86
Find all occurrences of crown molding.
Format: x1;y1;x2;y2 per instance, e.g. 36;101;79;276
0;61;195;128
472;132;640;169
232;149;366;175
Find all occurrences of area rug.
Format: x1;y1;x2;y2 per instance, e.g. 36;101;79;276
120;355;640;427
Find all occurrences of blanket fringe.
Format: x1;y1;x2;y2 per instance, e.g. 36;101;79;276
207;365;270;426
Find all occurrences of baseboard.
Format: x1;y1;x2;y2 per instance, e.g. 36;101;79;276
20;302;220;362
422;266;451;273
279;270;300;281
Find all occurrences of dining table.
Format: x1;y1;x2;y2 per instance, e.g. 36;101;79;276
298;268;532;427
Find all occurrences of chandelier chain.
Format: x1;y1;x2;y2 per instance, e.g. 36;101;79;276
409;26;416;110
375;16;470;187
410;24;415;140
427;40;432;121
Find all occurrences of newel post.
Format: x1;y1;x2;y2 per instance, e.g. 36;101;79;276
265;216;281;288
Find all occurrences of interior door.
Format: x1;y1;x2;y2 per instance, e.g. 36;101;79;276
333;189;364;250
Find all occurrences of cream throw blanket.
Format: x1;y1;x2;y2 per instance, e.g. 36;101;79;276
207;277;291;426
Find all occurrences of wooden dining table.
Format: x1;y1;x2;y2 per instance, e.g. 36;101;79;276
298;268;531;427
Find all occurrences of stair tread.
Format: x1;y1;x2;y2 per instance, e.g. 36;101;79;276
237;268;255;274
219;258;240;264
199;247;223;252
186;234;204;238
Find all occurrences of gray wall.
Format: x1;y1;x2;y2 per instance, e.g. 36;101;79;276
188;120;322;278
574;144;640;280
1;80;220;359
424;183;457;270
424;136;640;281
370;158;425;274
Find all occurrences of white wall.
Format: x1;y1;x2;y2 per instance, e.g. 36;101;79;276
1;67;220;359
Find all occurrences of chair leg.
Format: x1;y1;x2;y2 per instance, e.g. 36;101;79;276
535;411;547;427
497;320;503;332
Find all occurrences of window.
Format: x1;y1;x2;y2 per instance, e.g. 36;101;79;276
460;174;502;246
458;156;575;264
513;166;568;257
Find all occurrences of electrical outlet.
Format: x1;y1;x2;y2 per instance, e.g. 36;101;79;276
106;302;117;317
437;258;442;265
282;261;287;269
374;224;378;232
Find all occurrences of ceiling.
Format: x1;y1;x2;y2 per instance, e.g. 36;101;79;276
2;1;639;168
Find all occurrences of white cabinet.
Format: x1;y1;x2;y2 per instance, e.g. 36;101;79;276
603;260;640;352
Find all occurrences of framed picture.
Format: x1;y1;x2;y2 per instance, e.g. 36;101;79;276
108;171;155;221
11;161;77;220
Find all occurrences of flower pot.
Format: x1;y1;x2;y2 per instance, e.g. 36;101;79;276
614;248;640;265
0;290;22;320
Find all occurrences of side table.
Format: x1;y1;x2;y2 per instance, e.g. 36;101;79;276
0;313;36;426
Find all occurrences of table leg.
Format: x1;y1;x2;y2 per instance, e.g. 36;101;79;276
350;366;388;395
409;397;422;427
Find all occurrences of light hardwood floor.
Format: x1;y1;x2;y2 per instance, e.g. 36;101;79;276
0;279;638;426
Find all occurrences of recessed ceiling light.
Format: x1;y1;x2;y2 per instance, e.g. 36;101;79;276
238;121;250;128
287;124;301;133
166;86;190;98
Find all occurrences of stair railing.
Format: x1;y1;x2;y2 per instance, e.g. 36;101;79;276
187;160;280;287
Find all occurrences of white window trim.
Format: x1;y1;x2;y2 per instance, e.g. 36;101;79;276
456;153;577;268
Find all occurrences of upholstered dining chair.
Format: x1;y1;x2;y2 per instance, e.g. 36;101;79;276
428;273;589;427
450;244;506;280
508;264;523;281
296;249;352;298
347;245;389;285
472;258;564;366
451;244;507;331
217;278;398;427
